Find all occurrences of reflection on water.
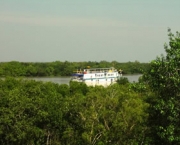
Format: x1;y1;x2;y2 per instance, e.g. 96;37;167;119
26;75;142;85
26;77;71;85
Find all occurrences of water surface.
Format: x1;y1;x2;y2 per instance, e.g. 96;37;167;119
27;75;141;85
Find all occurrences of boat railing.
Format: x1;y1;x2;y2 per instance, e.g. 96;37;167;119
84;68;118;74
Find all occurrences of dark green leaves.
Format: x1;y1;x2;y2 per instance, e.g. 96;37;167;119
143;29;180;144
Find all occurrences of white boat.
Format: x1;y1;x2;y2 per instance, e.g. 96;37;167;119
71;67;122;87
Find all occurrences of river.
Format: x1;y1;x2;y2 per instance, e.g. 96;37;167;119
26;74;142;85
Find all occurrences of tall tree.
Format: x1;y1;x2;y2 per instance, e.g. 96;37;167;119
143;29;180;144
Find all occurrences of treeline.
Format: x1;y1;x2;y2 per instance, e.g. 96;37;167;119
0;61;149;77
0;77;151;145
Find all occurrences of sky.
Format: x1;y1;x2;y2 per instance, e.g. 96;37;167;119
0;0;180;62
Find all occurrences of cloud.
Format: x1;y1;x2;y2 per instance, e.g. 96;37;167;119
0;13;131;28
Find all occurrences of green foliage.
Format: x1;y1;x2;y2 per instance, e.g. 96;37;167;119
116;77;129;85
0;78;67;144
143;29;180;144
61;83;149;145
0;77;149;144
129;82;147;94
69;81;88;95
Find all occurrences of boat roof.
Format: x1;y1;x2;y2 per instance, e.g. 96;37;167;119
71;73;83;77
84;67;116;71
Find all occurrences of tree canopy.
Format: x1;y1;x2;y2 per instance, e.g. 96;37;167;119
143;29;180;144
0;77;149;145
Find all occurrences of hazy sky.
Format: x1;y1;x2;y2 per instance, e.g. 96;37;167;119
0;0;179;62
